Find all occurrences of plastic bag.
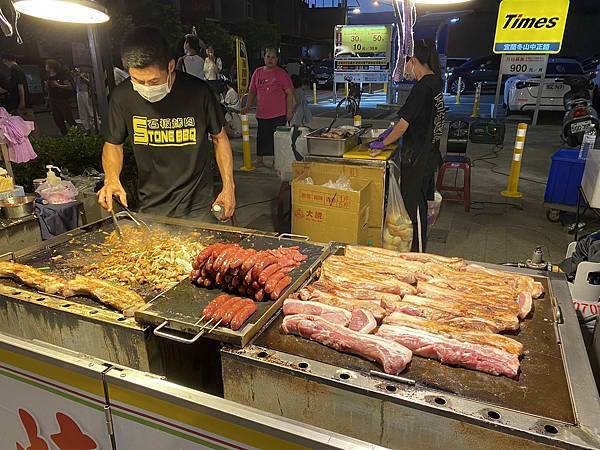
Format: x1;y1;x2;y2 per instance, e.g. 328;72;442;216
322;174;354;191
383;163;413;252
36;180;78;204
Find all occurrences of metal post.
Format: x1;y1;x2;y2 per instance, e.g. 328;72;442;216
87;25;109;124
471;82;482;118
492;54;506;119
455;76;462;104
312;82;317;105
532;55;549;126
501;122;528;198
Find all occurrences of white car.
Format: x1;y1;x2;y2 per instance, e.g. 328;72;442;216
504;58;587;114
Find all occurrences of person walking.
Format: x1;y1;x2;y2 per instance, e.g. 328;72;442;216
177;35;205;80
45;59;76;136
1;54;29;116
290;74;312;127
73;67;94;132
222;79;242;138
369;39;446;252
242;47;295;167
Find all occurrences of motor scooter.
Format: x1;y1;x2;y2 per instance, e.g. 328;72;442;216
562;76;599;147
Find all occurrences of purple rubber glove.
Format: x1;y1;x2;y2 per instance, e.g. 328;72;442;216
369;140;386;150
377;126;393;141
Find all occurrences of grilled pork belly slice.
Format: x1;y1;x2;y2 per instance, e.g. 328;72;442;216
378;312;523;378
348;309;377;334
321;262;416;296
282;314;412;375
0;261;69;295
65;275;145;317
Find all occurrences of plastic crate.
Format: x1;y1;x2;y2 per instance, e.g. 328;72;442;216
544;149;585;206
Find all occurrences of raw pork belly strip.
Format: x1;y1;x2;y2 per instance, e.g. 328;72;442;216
282;314;412;375
323;255;418;284
348;309;377;334
65;275;146;317
0;261;69;295
383;295;520;333
283;299;352;327
296;285;386;322
379;312;523;378
321;263;416;296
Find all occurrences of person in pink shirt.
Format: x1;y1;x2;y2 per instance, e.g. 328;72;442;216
242;47;294;166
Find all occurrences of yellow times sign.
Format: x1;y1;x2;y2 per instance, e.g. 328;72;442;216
494;0;569;54
336;25;390;56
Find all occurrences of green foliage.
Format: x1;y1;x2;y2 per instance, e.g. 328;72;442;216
231;21;281;61
12;128;137;194
196;22;235;69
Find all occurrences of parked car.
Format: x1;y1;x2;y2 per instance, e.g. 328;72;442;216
504;58;589;114
310;59;333;89
446;55;502;94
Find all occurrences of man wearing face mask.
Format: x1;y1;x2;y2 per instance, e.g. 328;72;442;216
98;27;235;221
369;39;445;252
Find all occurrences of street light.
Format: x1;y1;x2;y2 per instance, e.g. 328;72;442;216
13;0;109;24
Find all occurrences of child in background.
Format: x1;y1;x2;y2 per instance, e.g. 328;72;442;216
290;74;312;128
223;79;242;138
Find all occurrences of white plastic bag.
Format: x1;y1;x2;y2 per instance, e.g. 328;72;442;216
383;163;413;252
36;180;78;204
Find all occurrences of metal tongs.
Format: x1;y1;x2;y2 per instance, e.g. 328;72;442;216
112;196;150;234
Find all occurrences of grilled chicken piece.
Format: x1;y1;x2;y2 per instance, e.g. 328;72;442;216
0;261;68;295
65;275;145;317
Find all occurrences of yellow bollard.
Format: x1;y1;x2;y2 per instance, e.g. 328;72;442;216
455;76;462;104
240;114;255;172
312;82;317;105
501;123;528;198
345;82;349;98
471;82;481;118
383;82;388;94
353;115;362;127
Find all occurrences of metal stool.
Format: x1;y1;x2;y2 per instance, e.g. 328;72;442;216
436;154;471;212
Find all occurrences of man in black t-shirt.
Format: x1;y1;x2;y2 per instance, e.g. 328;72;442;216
98;27;235;220
1;54;29;114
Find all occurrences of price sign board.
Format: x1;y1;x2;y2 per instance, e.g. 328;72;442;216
336;26;390;56
493;0;569;54
500;54;548;75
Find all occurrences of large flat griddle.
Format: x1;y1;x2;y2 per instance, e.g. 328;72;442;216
0;215;263;322
135;235;328;347
251;273;575;424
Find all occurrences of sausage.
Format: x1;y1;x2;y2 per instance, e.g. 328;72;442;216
213;245;238;271
255;289;265;302
264;269;288;294
210;296;237;322
252;256;278;280
241;251;261;273
203;278;212;288
201;294;231;318
251;281;261;290
193;244;220;269
229;268;239;277
246;287;256;298
258;263;282;285
200;267;208;278
270;276;292;300
231;302;257;331
224;274;232;284
205;254;216;273
230;248;255;270
221;297;246;326
215;272;223;286
190;269;201;281
220;246;244;275
231;275;241;287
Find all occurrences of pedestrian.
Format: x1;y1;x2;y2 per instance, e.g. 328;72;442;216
242;47;295;167
369;39;446;252
222;79;242;138
177;34;205;80
203;46;222;81
290;74;312;127
1;54;30;116
97;27;235;221
73;67;94;132
45;59;76;136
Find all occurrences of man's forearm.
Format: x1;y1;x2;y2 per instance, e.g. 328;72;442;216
212;129;235;191
102;142;124;183
245;91;255;109
383;118;409;147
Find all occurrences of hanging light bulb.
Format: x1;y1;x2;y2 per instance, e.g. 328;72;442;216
13;0;109;24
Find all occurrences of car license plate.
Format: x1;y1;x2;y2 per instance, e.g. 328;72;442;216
571;120;592;134
545;83;564;91
318;80;327;85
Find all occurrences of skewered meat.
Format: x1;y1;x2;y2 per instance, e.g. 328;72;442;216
348;309;377;334
0;261;69;295
283;299;351;326
65;276;145;318
378;312;523;378
383;294;520;333
295;286;386;322
201;294;231;318
282;314;412;375
231;302;257;331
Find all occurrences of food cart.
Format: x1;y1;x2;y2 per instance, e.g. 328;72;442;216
0;215;599;449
